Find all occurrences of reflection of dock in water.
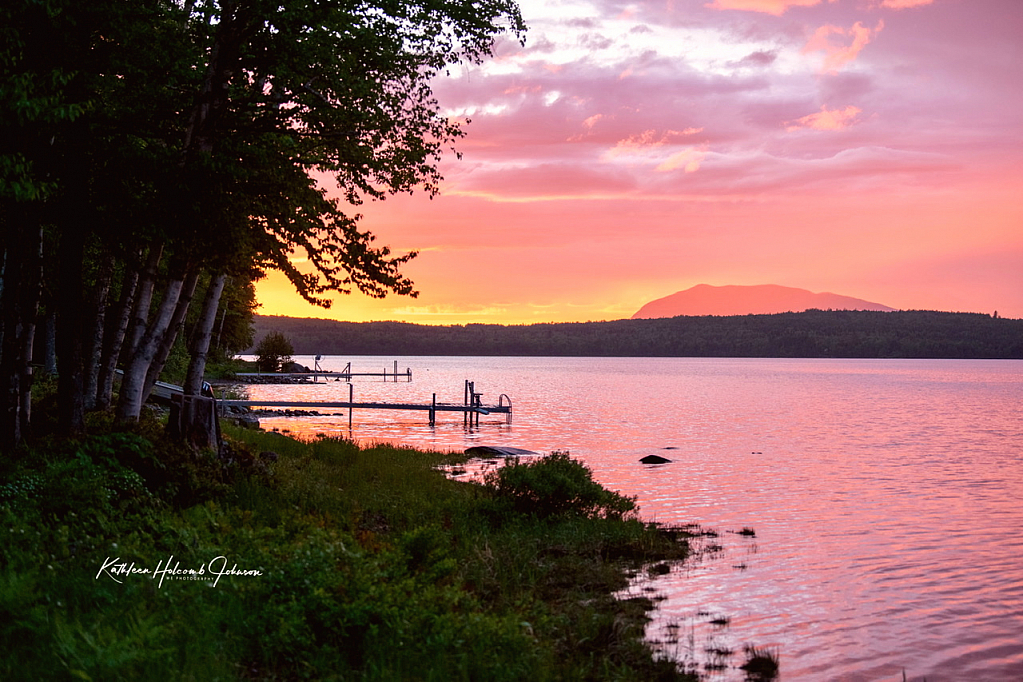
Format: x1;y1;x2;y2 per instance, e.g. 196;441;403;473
222;380;510;427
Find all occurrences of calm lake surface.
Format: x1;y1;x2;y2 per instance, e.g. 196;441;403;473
238;356;1023;681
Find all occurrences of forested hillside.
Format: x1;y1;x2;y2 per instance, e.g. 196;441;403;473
251;310;1023;359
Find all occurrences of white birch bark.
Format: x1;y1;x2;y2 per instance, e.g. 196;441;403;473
143;269;200;399
115;274;185;422
184;272;227;396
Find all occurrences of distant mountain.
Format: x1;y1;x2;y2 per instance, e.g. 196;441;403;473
632;284;897;319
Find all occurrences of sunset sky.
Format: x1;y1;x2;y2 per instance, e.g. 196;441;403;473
256;0;1023;324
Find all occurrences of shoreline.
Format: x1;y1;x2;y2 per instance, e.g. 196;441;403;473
3;418;758;680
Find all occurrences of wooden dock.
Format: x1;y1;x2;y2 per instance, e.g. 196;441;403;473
221;381;511;427
236;361;412;383
145;372;510;428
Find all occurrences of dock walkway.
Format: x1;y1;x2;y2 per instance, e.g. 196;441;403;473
236;361;412;383
221;381;510;427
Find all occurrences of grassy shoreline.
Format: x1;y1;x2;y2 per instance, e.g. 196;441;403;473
1;414;706;680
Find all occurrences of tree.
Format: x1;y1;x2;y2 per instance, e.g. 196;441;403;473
166;0;526;435
1;0;91;445
1;0;526;447
254;331;293;373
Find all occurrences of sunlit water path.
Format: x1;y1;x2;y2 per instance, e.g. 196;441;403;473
236;356;1023;681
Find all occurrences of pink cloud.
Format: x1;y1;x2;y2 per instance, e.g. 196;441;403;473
256;0;1023;324
606;129;668;157
803;20;884;73
786;105;863;131
604;128;704;158
878;0;934;8
656;149;707;173
705;0;836;15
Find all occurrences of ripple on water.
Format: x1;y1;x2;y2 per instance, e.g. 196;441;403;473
239;356;1023;680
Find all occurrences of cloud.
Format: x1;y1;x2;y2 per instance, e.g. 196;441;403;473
257;0;1023;325
705;0;836;15
605;129;669;158
604;128;704;157
601;128;708;174
656;149;708;173
803;20;884;73
877;0;934;8
733;50;779;68
786;105;863;131
385;304;514;319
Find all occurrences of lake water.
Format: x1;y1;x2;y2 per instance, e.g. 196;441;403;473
236;356;1023;681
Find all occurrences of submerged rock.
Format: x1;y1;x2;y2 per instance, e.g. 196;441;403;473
639;454;672;464
464;446;537;457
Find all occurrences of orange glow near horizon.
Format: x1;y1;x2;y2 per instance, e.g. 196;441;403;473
705;0;834;16
255;0;1023;325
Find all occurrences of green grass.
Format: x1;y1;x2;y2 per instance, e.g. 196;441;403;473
0;419;701;681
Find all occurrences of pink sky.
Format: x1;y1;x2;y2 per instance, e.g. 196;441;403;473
257;0;1023;323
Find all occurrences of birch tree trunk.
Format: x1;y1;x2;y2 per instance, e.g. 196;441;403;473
176;272;227;450
0;225;41;448
20;228;43;441
0;298;23;448
123;243;163;362
184;272;227;396
115;271;186;423
95;267;139;410
16;310;37;440
0;223;45;447
83;253;115;411
142;268;199;399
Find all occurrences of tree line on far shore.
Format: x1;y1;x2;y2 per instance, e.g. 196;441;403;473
252;310;1023;359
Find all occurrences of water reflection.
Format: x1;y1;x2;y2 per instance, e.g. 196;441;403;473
234;356;1023;680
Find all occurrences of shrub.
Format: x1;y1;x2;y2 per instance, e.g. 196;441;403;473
482;452;637;520
254;331;294;372
740;644;780;680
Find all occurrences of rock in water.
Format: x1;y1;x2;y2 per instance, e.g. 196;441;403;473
465;446;538;457
640;454;672;464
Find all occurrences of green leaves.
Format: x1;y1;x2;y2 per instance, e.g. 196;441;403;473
253;330;294;372
483;452;639;521
187;0;524;300
0;0;526;444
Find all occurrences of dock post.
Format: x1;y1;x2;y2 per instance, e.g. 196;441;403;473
348;382;354;429
429;393;436;426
